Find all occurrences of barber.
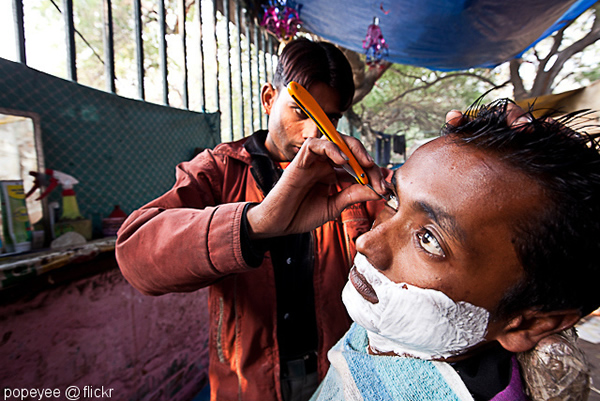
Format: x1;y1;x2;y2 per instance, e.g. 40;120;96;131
116;37;388;401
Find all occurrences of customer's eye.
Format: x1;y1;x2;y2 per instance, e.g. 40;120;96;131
294;106;308;119
417;230;445;257
386;193;399;211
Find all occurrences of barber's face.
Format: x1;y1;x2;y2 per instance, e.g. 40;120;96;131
353;136;545;347
262;81;343;162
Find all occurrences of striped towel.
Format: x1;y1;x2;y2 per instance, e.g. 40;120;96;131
311;323;475;401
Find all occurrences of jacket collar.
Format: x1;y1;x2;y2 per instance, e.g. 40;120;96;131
244;130;283;196
244;130;271;158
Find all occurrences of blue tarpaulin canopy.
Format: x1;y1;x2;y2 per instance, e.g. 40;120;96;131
298;0;597;70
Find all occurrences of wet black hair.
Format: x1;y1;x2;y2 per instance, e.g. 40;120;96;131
441;98;600;318
272;37;355;111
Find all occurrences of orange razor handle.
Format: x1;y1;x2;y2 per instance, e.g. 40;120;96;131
287;81;369;186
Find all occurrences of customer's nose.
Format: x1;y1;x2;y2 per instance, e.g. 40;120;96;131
355;221;394;272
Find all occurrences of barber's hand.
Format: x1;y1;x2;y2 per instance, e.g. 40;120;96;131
246;135;387;239
445;103;533;128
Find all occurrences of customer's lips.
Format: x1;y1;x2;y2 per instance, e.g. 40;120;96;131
349;266;379;304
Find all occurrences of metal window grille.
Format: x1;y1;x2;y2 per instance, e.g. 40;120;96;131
9;0;277;142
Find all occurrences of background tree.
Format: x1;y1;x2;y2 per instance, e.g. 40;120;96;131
347;3;600;157
510;2;600;100
344;59;507;156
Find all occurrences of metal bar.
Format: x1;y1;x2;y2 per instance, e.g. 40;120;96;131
269;35;276;82
255;24;262;130
133;0;145;100
267;35;273;83
196;0;206;111
261;30;267;128
213;0;220;111
63;0;77;81
224;0;233;141
260;31;265;86
245;10;253;134
235;0;244;137
180;0;189;109
159;0;169;105
103;0;116;93
12;0;26;64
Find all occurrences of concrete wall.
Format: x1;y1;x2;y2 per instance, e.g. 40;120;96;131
0;263;210;401
567;79;600;112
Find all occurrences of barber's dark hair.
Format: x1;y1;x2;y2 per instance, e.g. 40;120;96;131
272;37;355;111
441;98;600;318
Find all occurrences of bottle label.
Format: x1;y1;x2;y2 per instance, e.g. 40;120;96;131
1;181;32;253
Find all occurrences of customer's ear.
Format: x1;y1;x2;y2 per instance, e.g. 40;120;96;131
261;83;277;115
495;309;581;353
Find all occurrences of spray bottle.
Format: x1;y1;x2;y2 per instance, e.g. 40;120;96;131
27;169;90;241
52;170;83;220
27;169;82;220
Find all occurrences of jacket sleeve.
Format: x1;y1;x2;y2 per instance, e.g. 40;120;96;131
115;150;256;295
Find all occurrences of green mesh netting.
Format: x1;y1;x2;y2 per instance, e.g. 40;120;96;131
0;58;221;235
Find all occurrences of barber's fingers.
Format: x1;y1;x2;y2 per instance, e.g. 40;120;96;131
446;104;534;129
291;136;385;205
445;110;464;126
292;137;350;172
246;137;385;240
334;133;388;196
327;180;384;214
292;136;387;199
505;103;534;128
302;131;373;170
341;134;376;167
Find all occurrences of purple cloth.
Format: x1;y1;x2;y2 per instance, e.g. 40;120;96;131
491;356;529;401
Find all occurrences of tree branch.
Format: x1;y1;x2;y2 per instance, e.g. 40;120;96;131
554;71;576;88
531;6;600;96
509;59;528;100
384;72;505;105
511;4;600;98
392;69;429;81
341;46;393;105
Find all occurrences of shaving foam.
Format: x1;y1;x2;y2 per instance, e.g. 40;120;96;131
342;252;489;360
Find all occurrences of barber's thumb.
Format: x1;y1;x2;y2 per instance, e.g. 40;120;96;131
445;110;464;126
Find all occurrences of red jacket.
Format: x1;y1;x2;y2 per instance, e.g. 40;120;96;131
116;132;384;401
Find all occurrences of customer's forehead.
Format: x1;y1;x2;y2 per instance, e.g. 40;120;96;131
394;136;543;226
402;136;497;178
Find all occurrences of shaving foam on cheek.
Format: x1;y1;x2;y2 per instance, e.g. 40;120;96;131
342;252;490;360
